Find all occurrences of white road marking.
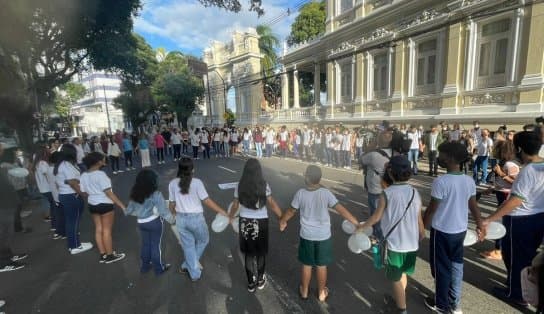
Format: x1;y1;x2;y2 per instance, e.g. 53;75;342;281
348;200;368;208
218;182;238;190
218;166;236;173
345;282;372;308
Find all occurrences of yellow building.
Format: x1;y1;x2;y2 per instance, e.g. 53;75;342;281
275;0;544;127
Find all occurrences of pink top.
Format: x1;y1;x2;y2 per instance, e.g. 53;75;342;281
154;134;166;148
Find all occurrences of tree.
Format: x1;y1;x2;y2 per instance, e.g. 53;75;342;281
53;82;87;120
198;0;265;16
287;1;326;46
223;108;236;127
0;0;141;149
256;25;279;77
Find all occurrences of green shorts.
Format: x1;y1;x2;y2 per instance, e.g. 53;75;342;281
298;237;333;267
385;250;417;281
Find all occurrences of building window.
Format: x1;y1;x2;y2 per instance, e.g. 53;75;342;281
373;53;388;99
415;39;437;94
339;0;354;14
340;62;352;103
476;18;511;88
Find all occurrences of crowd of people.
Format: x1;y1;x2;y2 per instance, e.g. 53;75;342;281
0;118;543;313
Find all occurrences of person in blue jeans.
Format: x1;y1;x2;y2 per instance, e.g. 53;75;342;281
472;129;493;185
122;134;134;171
168;158;229;281
126;169;175;274
423;142;485;313
54;144;93;255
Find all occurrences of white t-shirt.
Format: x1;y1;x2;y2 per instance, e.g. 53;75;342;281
477;137;493;156
494;161;519;191
231;132;239;142
325;133;333;148
171;133;182;145
168;178;209;213
265;130;275;144
80;170;113;205
243;132;251;141
407;132;420;150
449;130;461;142
431;173;476;233
47;165;59;202
75;144;85;164
509;162;544;216
303;130;311;146
213;132;221;142
234;183;271;219
55;161;81;195
291;187;338;241
190;133;200;146
295;134;301;145
539;144;544;158
341;134;351;151
223;133;230;143
355;137;364;148
35;161;51;193
381;184;422;252
279;131;288;142
430;133;439;151
200;131;209;144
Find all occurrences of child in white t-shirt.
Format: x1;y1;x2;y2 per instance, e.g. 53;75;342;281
423;142;485;313
361;156;424;314
80;152;126;264
280;165;361;302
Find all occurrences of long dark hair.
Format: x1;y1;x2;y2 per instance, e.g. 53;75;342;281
33;145;50;171
177;157;193;194
238;158;267;210
130;169;159;203
53;144;78;175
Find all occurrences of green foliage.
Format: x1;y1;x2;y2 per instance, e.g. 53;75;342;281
53;82;87;119
223;108;236;127
287;1;326;46
256;25;279;77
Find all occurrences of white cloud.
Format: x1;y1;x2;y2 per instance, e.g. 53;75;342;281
134;0;297;56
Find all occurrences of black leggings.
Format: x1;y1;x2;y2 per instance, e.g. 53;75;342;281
124;151;132;168
245;253;266;284
173;144;181;159
192;146;199;159
156;148;164;162
109;156;120;171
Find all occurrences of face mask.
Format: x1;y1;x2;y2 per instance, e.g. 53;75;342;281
474;125;479;129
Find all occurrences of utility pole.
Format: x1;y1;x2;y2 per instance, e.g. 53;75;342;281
103;85;112;135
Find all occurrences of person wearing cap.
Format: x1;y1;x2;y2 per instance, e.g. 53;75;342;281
482;131;544;307
360;156;424;314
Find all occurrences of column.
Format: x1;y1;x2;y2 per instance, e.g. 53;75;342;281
356;52;366;117
519;4;543;111
314;63;321;106
293;69;300;108
281;71;289;109
442;22;466;114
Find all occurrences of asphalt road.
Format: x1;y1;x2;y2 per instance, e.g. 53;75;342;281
0;153;535;314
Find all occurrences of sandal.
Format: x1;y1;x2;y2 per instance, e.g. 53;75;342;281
299;285;308;300
318;287;329;302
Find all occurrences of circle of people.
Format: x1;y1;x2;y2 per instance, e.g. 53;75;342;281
1;121;544;314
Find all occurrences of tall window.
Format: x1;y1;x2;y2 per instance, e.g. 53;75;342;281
340;62;352;103
416;39;437;94
373;53;388;99
340;0;354;14
477;18;511;88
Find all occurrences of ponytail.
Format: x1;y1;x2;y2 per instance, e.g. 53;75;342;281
177;157;193;194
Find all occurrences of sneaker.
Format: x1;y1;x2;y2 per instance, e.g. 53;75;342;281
157;263;171;275
113;171;118;175
0;300;4;307
43;216;51;222
20;210;32;218
451;307;463;314
70;242;93;255
424;297;447;313
118;170;124;173
53;233;62;240
178;267;189;274
257;275;267;290
0;261;25;272
99;254;107;263
104;252;126;264
247;282;256;293
492;287;529;307
10;253;28;262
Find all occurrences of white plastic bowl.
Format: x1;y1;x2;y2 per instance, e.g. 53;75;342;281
211;214;229;233
347;233;371;254
342;220;356;234
485;222;506;240
463;230;478;246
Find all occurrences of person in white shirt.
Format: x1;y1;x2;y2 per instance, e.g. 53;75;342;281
302;126;312;161
423;142;485;313
483;131;544;306
406;126;421;175
189;128;201;160
33;147;54;225
361;156;424;314
473;129;493;185
212;129;222;158
168;158;229;281
80;152;126;264
54;144;93;255
171;129;183;161
470;121;482;147
231;129;240;155
222;130;230;158
72;137;86;171
341;130;352;169
200;128;210;159
325;129;333;166
333;131;342;168
242;128;252;157
47;152;62;239
264;127;275;158
279;127;288;158
229;159;283;292
107;137;122;174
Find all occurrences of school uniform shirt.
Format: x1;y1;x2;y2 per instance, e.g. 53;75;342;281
168;178;209;213
46;165;59;202
539;144;544;159
243;132;251;141
231;132;239;143
35;160;51;193
279;131;288;142
80;170;113;206
234;183;271;219
200;131;209;144
381;184;422;252
55;161;80;195
407;132;420;150
303;130;311;146
172;133;182;145
494;161;519;192
213;132;221;142
291;187;338;241
341;134;351;151
355;137;364;148
509;162;544;216
476;137;493;156
265;130;275;144
325;133;333;148
314;133;322;145
295;134;301;145
75;144;85;164
107;143;121;157
430;173;476;234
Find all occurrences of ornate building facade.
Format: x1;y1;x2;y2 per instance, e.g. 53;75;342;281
272;0;544;127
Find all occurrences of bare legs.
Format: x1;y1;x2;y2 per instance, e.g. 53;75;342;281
91;211;115;255
392;274;408;310
300;265;329;301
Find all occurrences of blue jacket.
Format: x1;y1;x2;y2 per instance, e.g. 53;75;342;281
125;191;175;224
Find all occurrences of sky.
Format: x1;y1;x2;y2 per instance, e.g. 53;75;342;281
134;0;301;57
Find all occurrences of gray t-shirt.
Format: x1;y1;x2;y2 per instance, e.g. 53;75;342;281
361;148;392;194
291;187;338;241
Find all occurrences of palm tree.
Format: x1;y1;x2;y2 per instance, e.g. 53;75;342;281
156;47;168;63
256;25;279;78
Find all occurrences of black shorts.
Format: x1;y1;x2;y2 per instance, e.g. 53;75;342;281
89;203;114;215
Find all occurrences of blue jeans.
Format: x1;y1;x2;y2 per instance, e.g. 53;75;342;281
59;193;84;249
213;141;221;157
242;140;250;155
176;212;209;280
343;150;351;168
408;149;419;174
473;156;488;184
430;228;465;312
42;192;57;231
139;217;168;274
265;144;273;157
367;193;383;240
255;142;263;158
324;148;331;165
222;142;230;157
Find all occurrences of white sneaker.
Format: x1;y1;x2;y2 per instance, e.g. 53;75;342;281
70;242;93;255
0;300;5;308
113;171;117;175
118;170;124;173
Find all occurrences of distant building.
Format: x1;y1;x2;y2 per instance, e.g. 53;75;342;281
71;70;125;134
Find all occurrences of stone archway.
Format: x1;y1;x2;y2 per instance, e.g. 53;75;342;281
203;28;263;126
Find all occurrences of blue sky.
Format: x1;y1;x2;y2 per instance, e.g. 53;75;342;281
134;0;300;57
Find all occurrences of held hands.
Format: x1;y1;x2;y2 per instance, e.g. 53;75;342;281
476;220;488;242
279;220;287;232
